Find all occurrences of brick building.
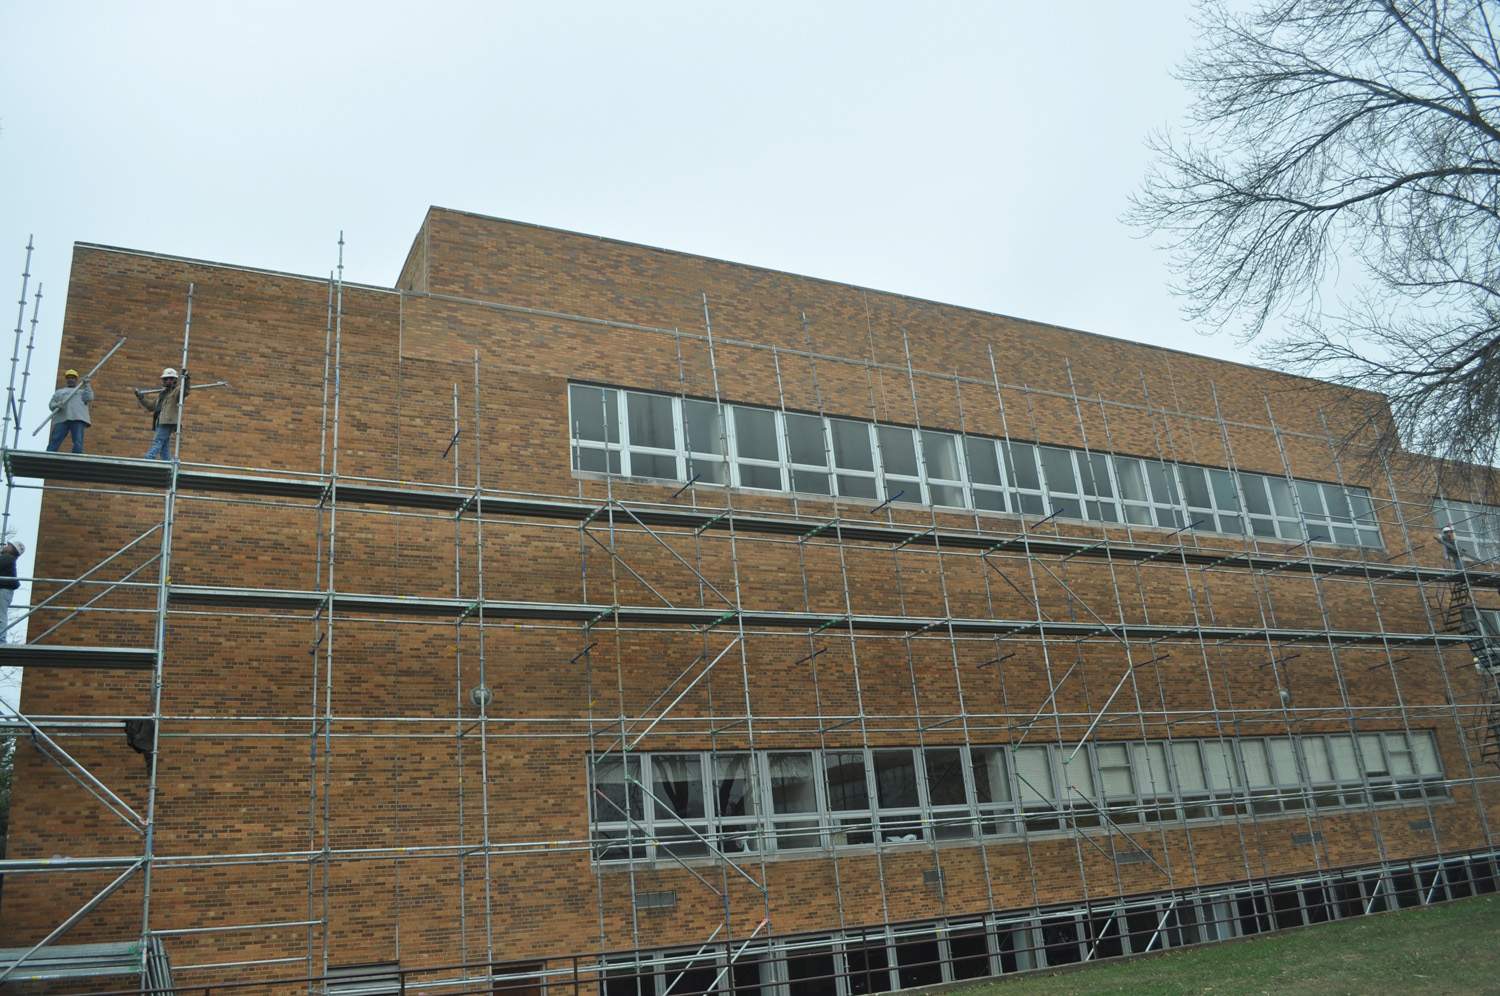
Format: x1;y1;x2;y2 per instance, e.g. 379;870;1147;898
2;206;1498;993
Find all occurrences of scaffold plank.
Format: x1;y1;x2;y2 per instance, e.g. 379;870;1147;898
10;450;1493;588
0;645;155;670
162;584;1467;647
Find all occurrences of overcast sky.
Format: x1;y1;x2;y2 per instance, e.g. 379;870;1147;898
0;1;1231;705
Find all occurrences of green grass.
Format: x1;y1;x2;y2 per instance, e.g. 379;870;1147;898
946;894;1500;996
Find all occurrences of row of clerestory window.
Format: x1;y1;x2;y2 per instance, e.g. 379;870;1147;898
588;731;1445;863
568;384;1385;549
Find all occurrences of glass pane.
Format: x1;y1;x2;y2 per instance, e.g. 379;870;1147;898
1079;453;1113;497
1145;461;1179;504
1039;447;1078;493
1240;742;1272;787
1384;734;1415;777
592;756;642;821
1323;485;1353;522
831;419;874;471
769;753;818;813
1134;743;1171;794
686;453;727;486
876;427;919;476
629;451;677;480
970;747;1012;804
1267;477;1295;516
1097;744;1133;796
714;754;757;817
683;399;724;455
792;468;832;495
974;488;1007;512
930;483;966;508
873;749;919;808
824;751;871;811
1269;738;1300;785
837;473;878;499
1241;474;1271;514
1348;490;1375;523
924;748;968;806
1014;747;1053;804
626;392;674;450
921;431;961;481
1116;458;1148;502
1302;738;1333;782
1413;734;1441;776
1328;736;1360;781
1179;466;1211;509
733;407;779;461
965;437;1002;486
576;447;621;475
1171;742;1206;792
1209;470;1240;511
1201;742;1238;790
1061;751;1094;798
652;754;705;819
785;413;827;466
738;463;783;490
570;385;619;443
1004;442;1041;490
1296;480;1326;518
1359;734;1388;775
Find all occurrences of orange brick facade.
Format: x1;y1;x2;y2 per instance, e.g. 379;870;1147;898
3;207;1498;990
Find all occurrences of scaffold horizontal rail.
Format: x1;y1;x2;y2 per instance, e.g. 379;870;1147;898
164;584;1467;646
0;644;156;670
9;449;1488;589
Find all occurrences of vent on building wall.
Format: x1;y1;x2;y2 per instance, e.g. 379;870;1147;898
923;869;944;888
1409;819;1435;831
635;891;677;910
1292;832;1326;845
1114;850;1153;865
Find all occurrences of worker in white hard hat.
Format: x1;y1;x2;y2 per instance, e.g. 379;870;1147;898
136;365;191;461
0;538;25;632
46;366;95;453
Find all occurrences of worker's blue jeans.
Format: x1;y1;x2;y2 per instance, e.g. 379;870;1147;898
46;420;86;453
144;426;176;461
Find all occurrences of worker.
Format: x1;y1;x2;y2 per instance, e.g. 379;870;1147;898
0;539;24;630
46;368;94;453
136;367;190;461
1439;525;1464;569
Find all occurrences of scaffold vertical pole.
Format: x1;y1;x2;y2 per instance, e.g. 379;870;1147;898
2;236;34;546
307;270;335;988
472;348;497;969
138;280;193;982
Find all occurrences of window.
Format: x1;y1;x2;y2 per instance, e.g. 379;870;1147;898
1435;498;1500;563
924;747;974;840
825;750;874;845
784;413;831;495
920;431;967;508
876;426;921;504
873;749;924;842
568;383;1385;550
831;419;880;499
590;734;1447;862
768;752;821;849
569;385;621;474
732;406;783;490
682;399;728;485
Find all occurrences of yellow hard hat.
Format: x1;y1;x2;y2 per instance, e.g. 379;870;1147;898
64;369;79;377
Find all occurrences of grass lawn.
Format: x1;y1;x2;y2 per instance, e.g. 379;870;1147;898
947;894;1500;996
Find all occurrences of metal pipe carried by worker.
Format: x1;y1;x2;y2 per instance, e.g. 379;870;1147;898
30;336;125;438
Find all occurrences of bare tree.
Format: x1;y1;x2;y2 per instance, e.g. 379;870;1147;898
1132;0;1500;494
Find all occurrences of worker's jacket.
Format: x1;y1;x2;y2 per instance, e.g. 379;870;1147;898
48;383;94;425
138;374;190;428
0;551;19;591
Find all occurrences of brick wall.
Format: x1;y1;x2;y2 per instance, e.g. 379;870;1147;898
3;211;1496;987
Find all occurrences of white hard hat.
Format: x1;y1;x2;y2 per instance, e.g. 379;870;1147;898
161;367;178;379
10;540;24;555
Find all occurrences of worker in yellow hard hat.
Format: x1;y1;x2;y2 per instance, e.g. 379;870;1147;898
46;366;94;453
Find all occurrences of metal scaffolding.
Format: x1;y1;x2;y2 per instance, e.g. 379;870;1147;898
0;237;1497;996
